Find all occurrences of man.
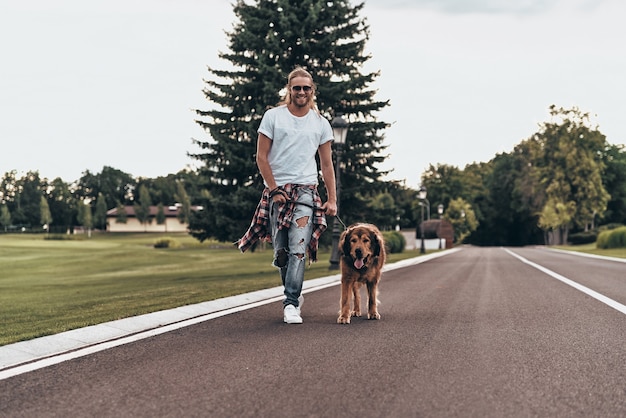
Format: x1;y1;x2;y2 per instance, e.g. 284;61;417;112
239;66;338;324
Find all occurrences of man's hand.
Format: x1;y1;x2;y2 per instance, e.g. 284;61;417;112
271;189;288;204
321;201;337;216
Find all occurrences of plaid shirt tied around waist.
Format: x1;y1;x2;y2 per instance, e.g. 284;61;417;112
237;184;327;262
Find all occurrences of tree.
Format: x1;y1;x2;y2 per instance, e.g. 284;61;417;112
602;144;626;225
1;171;18;230
0;205;11;231
469;152;542;246
13;171;47;228
77;200;93;237
190;0;390;242
133;185;152;231
115;201;127;224
420;164;467;212
143;169;202;208
444;198;478;243
156;203;166;227
538;197;575;245
174;182;191;224
77;166;135;209
94;192;108;231
0;171;18;210
40;195;52;232
47;177;75;233
530;106;610;243
365;191;397;231
384;181;419;230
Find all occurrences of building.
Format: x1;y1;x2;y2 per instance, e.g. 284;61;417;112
416;219;455;249
106;204;202;233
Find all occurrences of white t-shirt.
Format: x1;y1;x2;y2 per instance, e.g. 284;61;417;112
257;105;333;187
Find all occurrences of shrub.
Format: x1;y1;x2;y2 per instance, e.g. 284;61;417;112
596;226;626;249
153;237;182;249
383;231;406;254
44;234;82;241
598;223;624;232
596;230;609;249
568;231;597;245
607;227;626;248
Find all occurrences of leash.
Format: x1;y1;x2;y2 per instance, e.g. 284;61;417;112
285;200;347;230
335;215;347;230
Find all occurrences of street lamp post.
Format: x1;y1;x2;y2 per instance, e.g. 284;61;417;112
329;113;349;270
418;186;429;254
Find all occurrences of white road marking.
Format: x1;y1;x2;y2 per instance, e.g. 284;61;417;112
505;248;626;316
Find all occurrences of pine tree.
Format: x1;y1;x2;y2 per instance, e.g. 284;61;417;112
133;185;152;231
174;182;191;224
115;201;127;224
156;203;166;226
190;0;390;242
94;192;108;231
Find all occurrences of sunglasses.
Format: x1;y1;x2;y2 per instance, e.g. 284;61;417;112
291;85;312;92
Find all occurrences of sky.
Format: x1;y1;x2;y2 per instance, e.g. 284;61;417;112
1;0;625;189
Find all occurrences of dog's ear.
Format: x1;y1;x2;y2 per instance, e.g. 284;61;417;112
339;229;350;256
371;229;383;257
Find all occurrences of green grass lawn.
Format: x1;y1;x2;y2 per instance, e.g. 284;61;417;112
0;232;422;346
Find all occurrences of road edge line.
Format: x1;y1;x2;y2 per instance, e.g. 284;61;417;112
504;248;626;316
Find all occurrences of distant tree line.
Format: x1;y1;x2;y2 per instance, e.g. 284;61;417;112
420;106;626;246
0;166;200;234
1;105;624;245
0;164;418;238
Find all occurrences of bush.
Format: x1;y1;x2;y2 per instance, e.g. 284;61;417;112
44;234;82;241
153;237;182;249
383;231;406;254
596;226;626;249
597;230;609;249
568;231;597;245
599;223;624;232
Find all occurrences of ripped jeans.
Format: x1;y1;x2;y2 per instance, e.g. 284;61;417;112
270;188;314;308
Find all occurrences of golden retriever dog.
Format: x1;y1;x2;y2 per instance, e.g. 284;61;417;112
337;223;386;324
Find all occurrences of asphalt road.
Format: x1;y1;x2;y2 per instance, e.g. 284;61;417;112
1;247;626;418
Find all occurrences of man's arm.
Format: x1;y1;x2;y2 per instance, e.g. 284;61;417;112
256;133;286;204
256;133;276;189
318;141;337;216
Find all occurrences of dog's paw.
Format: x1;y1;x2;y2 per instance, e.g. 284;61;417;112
337;316;351;324
350;310;361;317
367;312;381;320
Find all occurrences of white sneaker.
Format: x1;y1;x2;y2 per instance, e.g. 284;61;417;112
283;305;303;324
297;295;304;314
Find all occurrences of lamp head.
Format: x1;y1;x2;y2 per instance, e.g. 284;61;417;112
331;113;349;145
418;186;427;200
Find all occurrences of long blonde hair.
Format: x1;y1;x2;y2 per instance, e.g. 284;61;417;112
279;66;318;112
